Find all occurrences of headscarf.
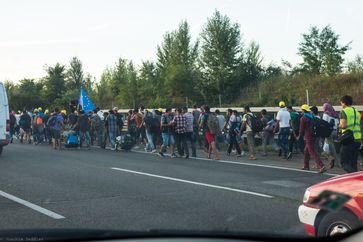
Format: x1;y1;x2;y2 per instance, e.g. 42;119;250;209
323;103;338;118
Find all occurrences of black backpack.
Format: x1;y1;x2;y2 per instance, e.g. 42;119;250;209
115;113;124;128
311;117;333;138
247;114;264;132
47;116;57;127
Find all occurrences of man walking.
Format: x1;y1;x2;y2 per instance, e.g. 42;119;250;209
50;108;64;150
338;95;362;173
226;109;242;157
183;107;196;157
75;110;91;149
199;106;220;160
242;106;257;160
91;109;103;147
287;106;302;159
107;110;117;151
171;108;189;158
274;101;291;159
261;109;276;156
159;108;176;157
19;110;32;144
297;105;326;173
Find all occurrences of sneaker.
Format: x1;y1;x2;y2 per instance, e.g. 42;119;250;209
318;166;327;173
158;152;165;157
287;152;292;160
111;147;116;151
144;147;148;152
241;151;245;156
151;149;157;153
185;155;189;159
278;149;282;157
171;153;177;158
301;167;310;171
226;152;231;156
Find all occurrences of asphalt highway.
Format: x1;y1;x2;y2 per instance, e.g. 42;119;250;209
0;143;334;237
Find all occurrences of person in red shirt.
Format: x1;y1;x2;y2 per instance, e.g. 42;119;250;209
296;104;326;173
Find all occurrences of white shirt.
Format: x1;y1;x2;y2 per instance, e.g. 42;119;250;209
97;111;104;121
322;113;339;130
276;108;291;128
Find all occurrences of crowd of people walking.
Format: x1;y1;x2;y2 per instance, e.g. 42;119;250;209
8;95;363;174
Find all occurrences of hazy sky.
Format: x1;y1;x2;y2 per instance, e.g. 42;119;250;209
1;0;362;82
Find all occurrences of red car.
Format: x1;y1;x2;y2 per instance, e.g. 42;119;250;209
298;171;363;237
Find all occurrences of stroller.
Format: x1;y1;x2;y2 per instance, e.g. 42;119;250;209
65;131;79;148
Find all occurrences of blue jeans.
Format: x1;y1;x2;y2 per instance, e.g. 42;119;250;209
79;131;91;147
146;130;155;150
278;127;290;157
185;132;196;157
109;130;116;148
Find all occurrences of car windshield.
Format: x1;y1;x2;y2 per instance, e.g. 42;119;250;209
1;0;363;240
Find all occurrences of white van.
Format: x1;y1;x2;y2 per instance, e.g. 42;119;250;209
0;82;10;155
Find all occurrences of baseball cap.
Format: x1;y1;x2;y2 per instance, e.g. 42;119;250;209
301;104;311;112
279;101;286;108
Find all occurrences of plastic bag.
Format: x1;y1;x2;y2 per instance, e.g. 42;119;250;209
323;142;330;154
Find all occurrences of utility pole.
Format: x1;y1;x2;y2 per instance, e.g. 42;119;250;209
219;94;222;107
185;97;188;108
306;89;310;106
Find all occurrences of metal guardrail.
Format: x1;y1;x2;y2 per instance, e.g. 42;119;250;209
103;105;363;114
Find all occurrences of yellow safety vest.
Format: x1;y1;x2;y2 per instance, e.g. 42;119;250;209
342;107;362;141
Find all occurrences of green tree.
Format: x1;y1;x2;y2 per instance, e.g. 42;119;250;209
298;25;350;76
96;68;114;108
347;55;363;73
67;57;84;90
110;58;128;104
237;41;264;88
118;61;138;108
138;61;157;103
198;10;242;104
43;63;67;107
156;21;199;106
8;79;45;111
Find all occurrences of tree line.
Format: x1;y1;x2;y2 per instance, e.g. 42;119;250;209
5;10;363;112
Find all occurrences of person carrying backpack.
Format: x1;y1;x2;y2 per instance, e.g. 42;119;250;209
227;110;242;157
296;105;326;173
90;109;103;147
32;109;44;145
199;106;220;160
241;106;258;160
113;107;124;136
19;110;32;144
261;109;277;156
48;108;64;150
322;103;340;168
144;110;157;153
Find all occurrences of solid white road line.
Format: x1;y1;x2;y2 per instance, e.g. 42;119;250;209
0;190;65;219
111;167;273;198
131;150;339;177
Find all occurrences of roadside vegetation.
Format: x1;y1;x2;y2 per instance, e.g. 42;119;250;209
4;10;363;111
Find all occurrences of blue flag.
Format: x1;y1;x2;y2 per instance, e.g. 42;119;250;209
79;87;95;113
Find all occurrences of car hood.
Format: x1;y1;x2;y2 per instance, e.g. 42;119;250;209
308;171;363;196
